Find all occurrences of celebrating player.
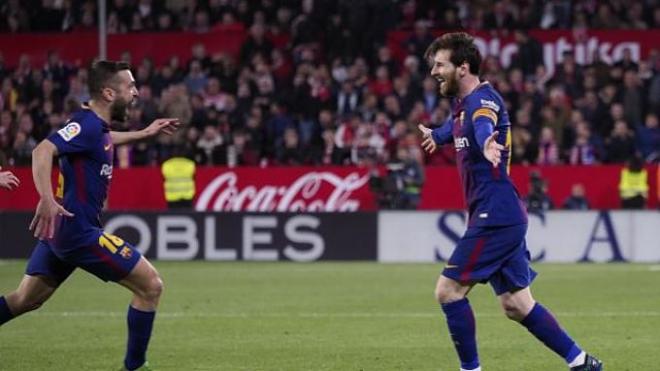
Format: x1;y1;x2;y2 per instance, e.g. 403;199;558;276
0;61;179;371
418;33;602;371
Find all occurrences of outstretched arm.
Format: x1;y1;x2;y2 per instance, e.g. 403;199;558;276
418;120;454;154
110;118;180;145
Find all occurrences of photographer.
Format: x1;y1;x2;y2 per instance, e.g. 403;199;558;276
524;170;554;213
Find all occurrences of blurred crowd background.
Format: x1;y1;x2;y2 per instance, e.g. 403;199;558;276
0;0;659;170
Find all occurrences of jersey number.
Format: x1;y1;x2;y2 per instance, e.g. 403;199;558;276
98;233;125;254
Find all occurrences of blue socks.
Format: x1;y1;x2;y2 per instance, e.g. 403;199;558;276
441;298;480;370
124;306;156;370
520;303;582;363
0;296;14;326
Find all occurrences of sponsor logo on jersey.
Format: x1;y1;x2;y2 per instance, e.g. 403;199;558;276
454;136;470;150
57;122;81;142
480;99;500;112
100;164;113;178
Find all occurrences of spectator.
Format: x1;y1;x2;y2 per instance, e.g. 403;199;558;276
636;113;659;163
537;126;560;165
562;183;590;210
605;120;635;163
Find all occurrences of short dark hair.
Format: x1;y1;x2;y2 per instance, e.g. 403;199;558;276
424;32;482;75
88;60;131;99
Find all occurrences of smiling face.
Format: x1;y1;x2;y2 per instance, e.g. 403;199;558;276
430;49;460;97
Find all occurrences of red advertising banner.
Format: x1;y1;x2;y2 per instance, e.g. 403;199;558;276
1;29;657;69
0;165;656;211
388;29;660;76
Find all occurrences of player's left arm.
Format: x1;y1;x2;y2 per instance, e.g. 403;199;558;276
110;118;180;145
0;166;20;190
472;103;505;167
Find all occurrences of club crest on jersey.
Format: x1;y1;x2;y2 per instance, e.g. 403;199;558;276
57;122;81;142
119;246;133;259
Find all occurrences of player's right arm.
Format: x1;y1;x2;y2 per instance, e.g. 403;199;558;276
418;119;454;154
30;140;74;239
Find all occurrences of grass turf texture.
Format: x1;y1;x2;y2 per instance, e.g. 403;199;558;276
1;261;658;370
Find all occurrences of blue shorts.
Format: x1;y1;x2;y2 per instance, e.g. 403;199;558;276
26;231;142;284
442;223;537;295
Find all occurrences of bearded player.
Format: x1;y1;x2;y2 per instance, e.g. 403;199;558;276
418;33;603;371
0;61;179;370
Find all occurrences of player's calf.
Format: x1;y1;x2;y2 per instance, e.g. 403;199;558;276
1;275;58;324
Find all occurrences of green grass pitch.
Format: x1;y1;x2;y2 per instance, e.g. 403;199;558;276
1;261;659;370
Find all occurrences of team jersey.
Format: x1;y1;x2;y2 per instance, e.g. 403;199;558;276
431;82;527;227
46;107;114;251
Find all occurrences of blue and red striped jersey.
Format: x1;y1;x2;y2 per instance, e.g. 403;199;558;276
47;107;114;250
432;82;527;227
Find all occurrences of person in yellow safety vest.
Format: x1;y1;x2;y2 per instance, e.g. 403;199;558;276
161;156;196;209
618;156;648;209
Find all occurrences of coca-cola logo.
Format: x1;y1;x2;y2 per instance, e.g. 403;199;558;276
195;171;370;212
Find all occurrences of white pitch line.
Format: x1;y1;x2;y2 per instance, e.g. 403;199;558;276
648;265;660;271
29;311;660;319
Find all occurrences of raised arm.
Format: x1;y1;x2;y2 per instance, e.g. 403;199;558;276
110;118;180;145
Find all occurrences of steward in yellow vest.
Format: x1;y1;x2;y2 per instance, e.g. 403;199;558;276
619;157;648;209
161;157;196;209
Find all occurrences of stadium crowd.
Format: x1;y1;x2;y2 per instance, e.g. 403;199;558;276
0;0;659;168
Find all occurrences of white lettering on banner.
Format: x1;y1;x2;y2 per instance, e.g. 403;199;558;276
283;216;324;262
243;216;278;260
378;211;660;263
472;35;640;80
204;216;237;260
102;214;328;261
158;216;199;260
195;171;370;212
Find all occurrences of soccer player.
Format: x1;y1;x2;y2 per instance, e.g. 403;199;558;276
0;61;180;371
417;33;603;371
0;166;20;190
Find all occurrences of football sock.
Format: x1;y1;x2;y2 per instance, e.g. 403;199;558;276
0;296;14;325
568;351;587;368
124;306;156;370
520;303;582;364
441;298;480;370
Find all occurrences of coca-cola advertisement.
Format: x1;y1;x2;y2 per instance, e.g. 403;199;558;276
194;168;373;212
0;165;657;211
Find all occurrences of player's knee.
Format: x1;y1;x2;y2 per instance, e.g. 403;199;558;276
143;275;163;302
434;284;462;304
501;301;526;321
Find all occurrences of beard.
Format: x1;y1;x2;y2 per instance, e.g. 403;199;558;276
110;97;131;122
439;73;459;97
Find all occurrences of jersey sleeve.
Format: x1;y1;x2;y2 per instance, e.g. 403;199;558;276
468;93;500;151
48;120;99;155
431;116;454;145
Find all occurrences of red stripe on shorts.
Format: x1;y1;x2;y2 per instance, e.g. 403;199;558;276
460;237;486;282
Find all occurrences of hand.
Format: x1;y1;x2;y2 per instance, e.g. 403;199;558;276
0;167;20;190
483;131;506;168
29;198;74;239
143;118;181;138
418;124;437;154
